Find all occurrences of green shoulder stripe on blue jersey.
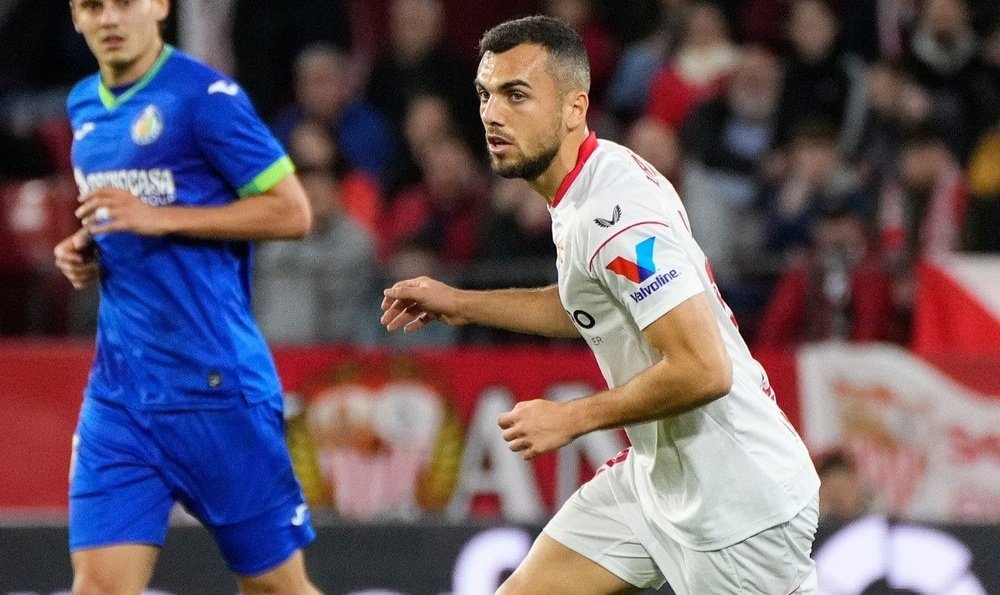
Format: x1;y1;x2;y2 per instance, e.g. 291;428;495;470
98;45;174;110
238;156;295;197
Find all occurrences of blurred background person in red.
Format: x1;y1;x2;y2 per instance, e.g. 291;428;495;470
756;201;894;347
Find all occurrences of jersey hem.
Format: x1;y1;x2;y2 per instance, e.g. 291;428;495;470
633;286;706;330
238;156;294;197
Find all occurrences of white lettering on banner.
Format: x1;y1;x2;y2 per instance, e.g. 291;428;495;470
815;516;987;594
798;343;1000;522
449;528;532;595
446;388;544;522
547;383;627;507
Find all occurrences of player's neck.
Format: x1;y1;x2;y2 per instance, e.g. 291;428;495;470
528;127;590;205
100;39;165;89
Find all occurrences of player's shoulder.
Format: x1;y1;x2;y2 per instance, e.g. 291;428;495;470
164;47;246;100
574;139;683;253
578;140;675;218
67;73;102;115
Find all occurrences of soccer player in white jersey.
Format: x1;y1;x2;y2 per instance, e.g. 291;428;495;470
381;16;821;595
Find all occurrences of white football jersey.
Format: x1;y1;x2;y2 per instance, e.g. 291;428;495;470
550;133;820;551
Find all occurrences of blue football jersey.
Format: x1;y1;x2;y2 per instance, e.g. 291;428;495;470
68;46;291;410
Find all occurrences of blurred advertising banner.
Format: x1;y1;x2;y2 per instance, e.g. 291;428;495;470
913;255;1000;358
0;342;799;518
2;340;994;524
272;346;622;521
2;518;999;595
799;343;1000;523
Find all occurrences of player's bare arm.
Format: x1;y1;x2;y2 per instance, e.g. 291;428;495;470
381;277;579;338
53;228;99;290
499;292;732;459
75;174;312;240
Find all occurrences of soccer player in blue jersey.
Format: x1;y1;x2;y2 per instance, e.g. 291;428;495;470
52;1;323;593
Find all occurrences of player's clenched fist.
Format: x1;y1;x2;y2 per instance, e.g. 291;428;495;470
380;276;468;333
53;228;99;290
498;399;577;460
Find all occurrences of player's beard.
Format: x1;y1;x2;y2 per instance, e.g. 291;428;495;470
489;122;563;182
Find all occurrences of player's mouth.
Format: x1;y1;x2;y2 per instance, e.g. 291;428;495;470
487;133;514;156
101;35;126;51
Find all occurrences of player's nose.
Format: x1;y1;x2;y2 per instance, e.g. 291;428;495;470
480;96;504;127
98;5;122;26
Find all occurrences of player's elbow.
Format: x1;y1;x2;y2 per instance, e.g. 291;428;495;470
270;175;313;238
289;200;313;238
694;354;733;406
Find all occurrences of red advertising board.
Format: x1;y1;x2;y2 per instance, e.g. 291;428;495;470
0;340;801;513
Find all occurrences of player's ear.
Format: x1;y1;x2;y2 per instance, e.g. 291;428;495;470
68;1;80;33
152;0;169;23
563;90;588;132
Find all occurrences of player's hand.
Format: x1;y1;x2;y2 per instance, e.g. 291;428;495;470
380;276;468;333
498;399;576;460
54;228;99;290
76;187;164;236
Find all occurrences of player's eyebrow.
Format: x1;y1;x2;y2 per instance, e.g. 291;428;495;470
475;78;533;93
498;79;532;92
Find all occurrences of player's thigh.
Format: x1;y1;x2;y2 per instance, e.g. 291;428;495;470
236;550;323;595
71;544;159;595
154;400;315;576
498;533;641;595
683;497;819;594
69;397;174;552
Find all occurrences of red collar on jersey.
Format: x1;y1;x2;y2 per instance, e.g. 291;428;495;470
551;131;598;208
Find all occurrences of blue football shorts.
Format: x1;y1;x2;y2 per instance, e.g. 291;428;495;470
69;395;316;576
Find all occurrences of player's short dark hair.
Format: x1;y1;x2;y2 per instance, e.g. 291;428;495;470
478;15;590;93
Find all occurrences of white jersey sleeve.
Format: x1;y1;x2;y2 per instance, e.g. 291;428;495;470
588;218;705;331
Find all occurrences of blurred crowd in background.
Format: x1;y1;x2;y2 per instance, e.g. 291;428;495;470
1;0;998;351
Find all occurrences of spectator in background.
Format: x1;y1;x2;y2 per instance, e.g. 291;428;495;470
383;91;465;198
365;0;478;138
880;128;969;265
272;44;392;182
255;121;381;344
878;129;969;341
853;61;932;189
230;0;350;120
902;0;994;159
764;122;870;263
378;134;487;277
776;0;868;155
840;0;919;63
645;2;738;130
679;47;783;299
976;21;1000;128
479;177;554;265
965;123;1000;252
545;0;617;102
604;0;689;125
624;115;683;184
816;449;871;522
757;203;894;347
470;178;557;345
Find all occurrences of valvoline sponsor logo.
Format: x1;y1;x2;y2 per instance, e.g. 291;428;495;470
628;269;679;303
605;237;681;302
